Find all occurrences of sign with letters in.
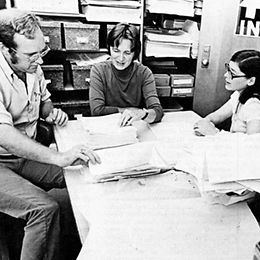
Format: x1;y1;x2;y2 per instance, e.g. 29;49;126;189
236;0;260;37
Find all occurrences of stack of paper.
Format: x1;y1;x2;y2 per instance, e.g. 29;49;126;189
55;114;138;151
191;131;260;204
77;113;138;150
146;0;195;17
80;0;142;23
88;141;170;182
144;30;192;58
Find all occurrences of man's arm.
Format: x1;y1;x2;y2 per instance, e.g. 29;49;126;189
0;124;100;167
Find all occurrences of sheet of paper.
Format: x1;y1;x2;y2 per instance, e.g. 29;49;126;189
78;113;135;134
205;132;260;183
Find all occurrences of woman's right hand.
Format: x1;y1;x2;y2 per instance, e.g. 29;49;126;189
57;145;101;167
193;119;219;136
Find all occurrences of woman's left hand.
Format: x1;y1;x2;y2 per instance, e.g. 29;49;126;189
119;108;147;127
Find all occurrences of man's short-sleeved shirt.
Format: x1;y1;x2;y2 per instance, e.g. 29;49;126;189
0;51;51;155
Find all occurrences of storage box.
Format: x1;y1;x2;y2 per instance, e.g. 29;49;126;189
71;64;92;90
171;87;193;97
170;74;194;88
154;74;170;86
14;0;79;14
42;65;64;91
41;21;62;50
64;23;100;51
156;86;171;97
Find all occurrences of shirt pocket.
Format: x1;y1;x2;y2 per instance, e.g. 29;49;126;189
28;91;41;121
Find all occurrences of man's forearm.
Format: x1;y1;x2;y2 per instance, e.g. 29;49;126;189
40;99;54;119
0;124;60;165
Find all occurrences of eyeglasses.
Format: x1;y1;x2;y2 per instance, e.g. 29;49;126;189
225;63;246;80
11;45;50;62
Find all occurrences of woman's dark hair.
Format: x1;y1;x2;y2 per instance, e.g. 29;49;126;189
107;22;141;61
231;49;260;104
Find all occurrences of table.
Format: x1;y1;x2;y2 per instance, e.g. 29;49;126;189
54;111;260;260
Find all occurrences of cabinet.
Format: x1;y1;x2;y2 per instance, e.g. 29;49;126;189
142;0;202;111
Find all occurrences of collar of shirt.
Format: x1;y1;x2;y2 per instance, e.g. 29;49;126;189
0;50;14;83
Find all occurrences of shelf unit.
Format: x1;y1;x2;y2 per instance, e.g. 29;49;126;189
35;1;144;119
141;0;202;111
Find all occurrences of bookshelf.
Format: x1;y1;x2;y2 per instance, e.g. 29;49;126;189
142;0;202;111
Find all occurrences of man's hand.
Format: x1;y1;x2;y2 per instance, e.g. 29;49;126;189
57;145;101;168
119;108;147;127
193;119;219;136
45;108;68;127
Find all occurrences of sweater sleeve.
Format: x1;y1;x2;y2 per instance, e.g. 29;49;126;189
142;67;164;123
89;64;119;116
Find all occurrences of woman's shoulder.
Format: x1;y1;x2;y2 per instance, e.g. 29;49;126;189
244;96;260;107
92;60;112;72
134;61;152;74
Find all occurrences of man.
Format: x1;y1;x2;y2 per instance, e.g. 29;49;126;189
0;8;100;260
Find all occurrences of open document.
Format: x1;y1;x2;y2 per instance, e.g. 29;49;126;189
88;142;170;182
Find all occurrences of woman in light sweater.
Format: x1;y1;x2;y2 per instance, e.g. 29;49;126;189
194;49;260;135
89;22;163;126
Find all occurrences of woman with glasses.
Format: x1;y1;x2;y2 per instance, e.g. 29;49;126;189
194;49;260;135
89;22;163;126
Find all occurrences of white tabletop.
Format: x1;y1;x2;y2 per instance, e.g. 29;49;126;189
55;111;260;260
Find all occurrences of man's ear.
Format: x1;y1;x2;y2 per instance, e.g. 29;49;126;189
0;42;9;55
248;76;256;86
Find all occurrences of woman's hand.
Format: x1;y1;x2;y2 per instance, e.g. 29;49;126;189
45;108;68;127
119;108;147;127
193;119;219;136
57;145;101;168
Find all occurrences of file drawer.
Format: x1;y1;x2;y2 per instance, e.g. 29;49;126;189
71;64;91;89
42;65;64;91
41;21;62;50
64;23;100;51
156;86;171;97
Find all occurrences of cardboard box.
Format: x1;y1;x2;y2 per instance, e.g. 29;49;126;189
64;23;100;51
156;86;171;97
170;74;194;88
154;74;170;86
42;65;64;91
41;21;62;50
71;64;92;90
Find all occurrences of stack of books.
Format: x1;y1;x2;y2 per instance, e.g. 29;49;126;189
80;0;142;23
146;0;195;17
144;30;192;58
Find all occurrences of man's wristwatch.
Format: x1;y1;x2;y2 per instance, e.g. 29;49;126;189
141;108;149;120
